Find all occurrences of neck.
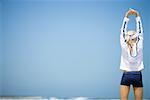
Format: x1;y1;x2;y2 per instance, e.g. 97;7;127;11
129;43;137;57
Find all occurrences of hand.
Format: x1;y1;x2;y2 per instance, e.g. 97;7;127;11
125;8;139;18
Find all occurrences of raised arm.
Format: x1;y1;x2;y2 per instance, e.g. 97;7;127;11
129;9;143;48
120;9;143;48
136;11;143;49
127;9;143;35
120;10;130;48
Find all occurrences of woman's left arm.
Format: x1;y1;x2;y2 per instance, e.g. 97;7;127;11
136;11;143;49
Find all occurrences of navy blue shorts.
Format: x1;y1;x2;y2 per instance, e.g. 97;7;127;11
120;71;143;87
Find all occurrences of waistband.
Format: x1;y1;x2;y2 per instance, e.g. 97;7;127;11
123;71;141;75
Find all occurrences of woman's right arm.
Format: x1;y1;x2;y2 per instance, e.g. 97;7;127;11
120;12;129;48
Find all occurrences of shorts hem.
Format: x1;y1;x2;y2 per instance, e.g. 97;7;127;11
120;84;130;86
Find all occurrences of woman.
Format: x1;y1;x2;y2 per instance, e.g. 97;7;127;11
120;9;144;100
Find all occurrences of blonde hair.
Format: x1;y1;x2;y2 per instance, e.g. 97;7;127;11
127;30;136;36
126;30;137;45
